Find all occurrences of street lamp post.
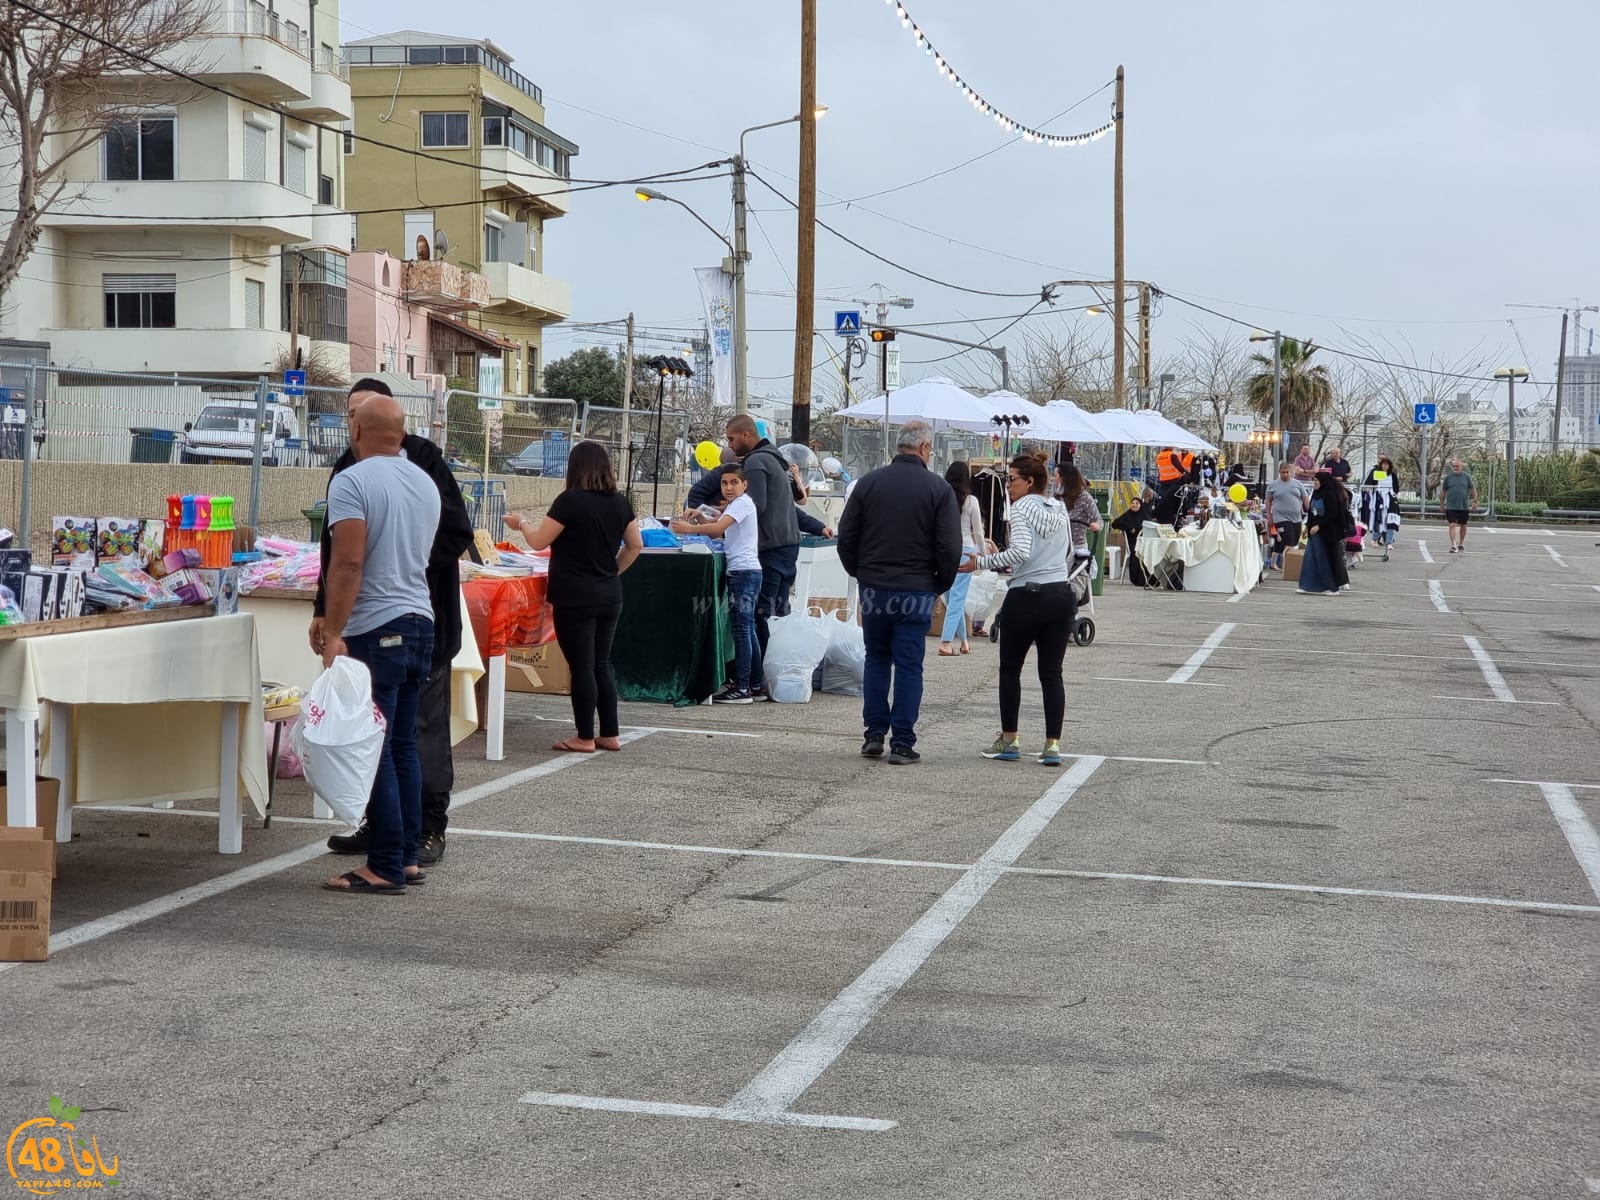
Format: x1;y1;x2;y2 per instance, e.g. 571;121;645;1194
1494;366;1529;504
731;107;826;416
1155;372;1176;411
1250;330;1284;469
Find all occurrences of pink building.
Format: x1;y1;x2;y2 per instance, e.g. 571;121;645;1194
346;251;505;386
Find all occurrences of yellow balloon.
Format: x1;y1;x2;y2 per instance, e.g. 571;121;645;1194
1227;483;1248;504
694;440;722;471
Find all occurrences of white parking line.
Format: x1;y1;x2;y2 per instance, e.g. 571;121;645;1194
1226;592;1247;604
1091;676;1223;688
1165;623;1236;684
0;734;655;977
1428;581;1451;613
1542;544;1569;569
1489;780;1600;790
1418;540;1435;563
1537;784;1600;904
1463;636;1517;702
522;756;1108;1131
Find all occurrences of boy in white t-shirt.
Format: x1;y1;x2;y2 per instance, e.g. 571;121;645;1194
671;467;764;703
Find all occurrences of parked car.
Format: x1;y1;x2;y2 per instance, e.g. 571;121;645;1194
182;399;301;466
503;444;544;476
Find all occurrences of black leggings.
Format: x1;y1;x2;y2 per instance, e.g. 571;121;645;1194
553;603;622;741
997;583;1073;740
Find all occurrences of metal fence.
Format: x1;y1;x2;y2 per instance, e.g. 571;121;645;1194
439;389;578;479
579;403;692;518
0;361;435;538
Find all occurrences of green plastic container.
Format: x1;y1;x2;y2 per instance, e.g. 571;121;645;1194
303;505;326;543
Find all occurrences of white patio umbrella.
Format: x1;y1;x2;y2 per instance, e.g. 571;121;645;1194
1097;408;1218;452
1035;399;1114;442
838;376;996;431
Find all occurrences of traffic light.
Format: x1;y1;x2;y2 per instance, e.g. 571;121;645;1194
869;328;896;343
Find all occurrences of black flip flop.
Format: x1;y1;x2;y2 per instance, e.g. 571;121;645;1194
405;870;426;886
323;870;406;895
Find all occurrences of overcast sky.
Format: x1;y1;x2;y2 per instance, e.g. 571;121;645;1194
342;0;1600;407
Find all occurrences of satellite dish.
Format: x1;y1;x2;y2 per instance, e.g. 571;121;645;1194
433;229;450;259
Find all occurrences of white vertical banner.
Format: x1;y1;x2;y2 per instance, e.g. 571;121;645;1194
695;266;736;411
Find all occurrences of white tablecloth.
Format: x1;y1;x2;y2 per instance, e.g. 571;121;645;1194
1137;521;1263;594
243;589;483;746
3;614;266;848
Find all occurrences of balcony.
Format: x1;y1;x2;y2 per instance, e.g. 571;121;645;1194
286;53;352;121
404;260;489;313
41;180;314;244
480;262;570;321
177;2;314;101
40;327;292;377
309;204;354;252
479;148;569;216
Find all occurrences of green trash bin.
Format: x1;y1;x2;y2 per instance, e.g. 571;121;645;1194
1087;526;1107;596
303;504;326;543
129;427;176;463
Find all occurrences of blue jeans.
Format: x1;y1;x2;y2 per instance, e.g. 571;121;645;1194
940;547;976;642
755;542;800;660
727;569;764;690
344;614;434;885
859;587;935;748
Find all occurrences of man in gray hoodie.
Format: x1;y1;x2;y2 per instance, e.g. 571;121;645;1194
726;415;801;669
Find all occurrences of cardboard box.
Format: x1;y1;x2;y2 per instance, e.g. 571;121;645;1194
96;517;141;564
810;596;860;625
0;776;61;877
506;640;571;695
926;596;966;638
1282;547;1304;583
51;517;95;570
196;567;240;615
0;828;53;961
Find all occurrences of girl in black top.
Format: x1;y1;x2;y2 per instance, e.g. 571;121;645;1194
506;440;643;752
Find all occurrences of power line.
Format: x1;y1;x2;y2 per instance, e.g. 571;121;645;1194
746;168;1036;300
1160;289;1508;384
6;0;719;197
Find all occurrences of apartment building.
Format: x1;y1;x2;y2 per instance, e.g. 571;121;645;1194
0;0;354;380
1564;355;1600;447
342;31;576;396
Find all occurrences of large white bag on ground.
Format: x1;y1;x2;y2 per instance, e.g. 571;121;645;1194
819;608;866;696
291;657;386;827
965;570;1003;622
762;609;832;703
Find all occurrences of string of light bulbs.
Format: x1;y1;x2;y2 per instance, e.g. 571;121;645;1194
882;0;1116;147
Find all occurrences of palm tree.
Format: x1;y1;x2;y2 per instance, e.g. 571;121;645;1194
1244;338;1333;447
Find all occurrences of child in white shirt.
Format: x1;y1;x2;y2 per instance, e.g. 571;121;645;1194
671;467;763;702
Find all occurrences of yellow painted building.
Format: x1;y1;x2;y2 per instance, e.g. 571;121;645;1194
342;31;576;396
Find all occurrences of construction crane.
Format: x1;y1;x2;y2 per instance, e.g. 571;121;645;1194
1507;299;1598;357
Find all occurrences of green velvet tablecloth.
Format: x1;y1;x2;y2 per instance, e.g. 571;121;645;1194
614;551;733;705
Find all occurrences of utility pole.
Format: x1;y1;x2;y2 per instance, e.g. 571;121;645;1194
1112;64;1126;409
1137;281;1151;402
1553;311;1568;452
620;312;635;477
731;161;750;414
791;0;818;446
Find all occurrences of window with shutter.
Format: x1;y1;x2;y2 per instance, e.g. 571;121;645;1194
245;280;264;329
285;144;306;194
244;123;267;181
103;274;177;329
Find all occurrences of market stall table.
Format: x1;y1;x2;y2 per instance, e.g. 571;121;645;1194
464;573;553;760
1137;520;1263;595
0;609;265;853
615;550;732;705
794;537;854;612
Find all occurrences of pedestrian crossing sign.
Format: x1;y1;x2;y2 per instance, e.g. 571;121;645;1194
834;311;861;337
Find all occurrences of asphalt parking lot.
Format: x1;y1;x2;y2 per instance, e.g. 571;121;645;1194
3;521;1596;1199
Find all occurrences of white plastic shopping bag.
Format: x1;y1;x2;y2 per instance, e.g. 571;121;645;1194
965;570;1003;623
818;609;866;697
762;608;832;703
291;657;386;827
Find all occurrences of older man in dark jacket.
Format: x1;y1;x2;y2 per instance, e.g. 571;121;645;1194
314;378;475;865
837;420;960;765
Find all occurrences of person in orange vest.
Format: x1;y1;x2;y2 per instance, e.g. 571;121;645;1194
1156;446;1194;484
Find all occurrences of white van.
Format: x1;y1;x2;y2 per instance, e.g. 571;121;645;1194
182;399;302;466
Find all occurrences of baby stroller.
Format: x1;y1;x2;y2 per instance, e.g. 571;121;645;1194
985;555;1096;648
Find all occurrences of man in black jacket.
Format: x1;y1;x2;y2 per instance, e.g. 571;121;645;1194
313;379;475;864
837;421;960;765
725;415;801;666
